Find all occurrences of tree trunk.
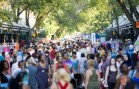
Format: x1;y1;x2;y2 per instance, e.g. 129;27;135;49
32;8;52;30
14;7;20;22
117;0;135;25
127;0;139;20
113;8;119;36
17;7;20;17
25;8;30;27
116;0;139;41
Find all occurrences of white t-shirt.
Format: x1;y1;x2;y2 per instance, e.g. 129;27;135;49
57;46;61;52
116;61;123;69
86;46;91;54
79;48;87;56
91;47;95;54
11;62;19;74
79;57;87;73
12;68;29;78
76;52;81;60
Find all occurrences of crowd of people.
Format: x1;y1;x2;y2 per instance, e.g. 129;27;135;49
0;39;139;89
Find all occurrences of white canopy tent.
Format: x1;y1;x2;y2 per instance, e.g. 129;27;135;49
1;21;30;32
106;6;139;31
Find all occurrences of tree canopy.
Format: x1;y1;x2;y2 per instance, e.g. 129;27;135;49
0;0;139;38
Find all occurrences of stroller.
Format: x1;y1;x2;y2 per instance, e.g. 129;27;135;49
70;73;85;89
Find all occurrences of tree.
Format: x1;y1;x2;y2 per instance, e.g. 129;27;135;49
116;0;139;37
0;9;15;23
0;1;17;25
9;0;52;27
1;0;139;39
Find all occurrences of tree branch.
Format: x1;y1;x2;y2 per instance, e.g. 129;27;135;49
127;0;139;20
18;8;26;16
32;8;52;29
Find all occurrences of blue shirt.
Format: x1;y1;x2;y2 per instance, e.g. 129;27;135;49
27;66;37;86
111;52;117;59
0;54;4;62
17;51;23;60
71;58;78;73
129;69;139;89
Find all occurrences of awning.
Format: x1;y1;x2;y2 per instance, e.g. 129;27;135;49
1;21;29;32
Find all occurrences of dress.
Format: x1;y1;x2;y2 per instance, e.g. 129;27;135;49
108;69;117;89
37;63;49;89
87;70;99;89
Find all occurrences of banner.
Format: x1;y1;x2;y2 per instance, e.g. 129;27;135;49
91;33;96;44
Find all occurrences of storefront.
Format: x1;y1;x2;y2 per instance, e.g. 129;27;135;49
0;22;29;43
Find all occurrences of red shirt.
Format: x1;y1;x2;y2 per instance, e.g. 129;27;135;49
56;63;68;72
50;50;56;60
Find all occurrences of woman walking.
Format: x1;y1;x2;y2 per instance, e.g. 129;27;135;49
121;54;132;70
0;60;11;89
37;54;51;89
85;60;100;89
105;58;119;89
50;68;73;89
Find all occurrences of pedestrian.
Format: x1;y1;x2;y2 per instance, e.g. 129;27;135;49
121;54;132;70
111;49;117;59
9;72;30;89
50;68;73;89
53;56;69;73
11;55;22;75
98;56;105;89
0;51;4;62
37;54;51;89
50;47;56;64
85;60;100;89
0;60;11;89
27;57;38;89
71;52;79;73
115;63;135;89
62;52;73;72
79;53;87;74
116;55;123;69
101;55;109;78
99;47;105;57
105;58;119;89
56;42;61;52
129;61;139;89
